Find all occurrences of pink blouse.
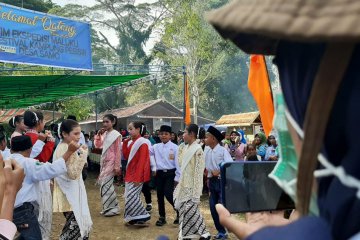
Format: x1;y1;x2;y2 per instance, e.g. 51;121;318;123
95;132;121;180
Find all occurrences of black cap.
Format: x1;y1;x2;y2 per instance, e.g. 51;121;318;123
207;126;224;143
11;136;33;152
159;125;172;133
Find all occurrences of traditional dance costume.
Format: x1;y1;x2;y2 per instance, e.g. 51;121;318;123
174;141;210;239
122;136;151;224
52;142;92;239
94;130;122;216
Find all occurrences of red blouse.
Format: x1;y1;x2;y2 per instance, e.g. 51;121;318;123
123;137;151;183
26;132;55;163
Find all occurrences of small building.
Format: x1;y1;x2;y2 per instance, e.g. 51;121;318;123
79;99;214;134
216;111;262;136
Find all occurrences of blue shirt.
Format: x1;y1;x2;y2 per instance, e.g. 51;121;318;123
265;145;278;161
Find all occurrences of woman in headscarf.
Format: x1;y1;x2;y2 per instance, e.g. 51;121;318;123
254;132;267;160
225;130;247;161
265;135;278;161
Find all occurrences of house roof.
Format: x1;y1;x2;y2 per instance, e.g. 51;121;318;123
0;109;64;124
80;99;214;124
216;111;260;126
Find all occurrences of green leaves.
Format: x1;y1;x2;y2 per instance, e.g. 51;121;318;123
57;98;95;121
153;0;257;120
0;0;55;13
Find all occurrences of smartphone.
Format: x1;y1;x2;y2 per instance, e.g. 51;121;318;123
220;161;295;213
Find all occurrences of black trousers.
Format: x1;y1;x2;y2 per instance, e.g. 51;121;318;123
142;181;152;204
156;169;176;218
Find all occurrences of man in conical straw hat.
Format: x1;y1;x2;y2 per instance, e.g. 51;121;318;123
207;0;360;239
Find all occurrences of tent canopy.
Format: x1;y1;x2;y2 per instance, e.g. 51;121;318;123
0;74;147;108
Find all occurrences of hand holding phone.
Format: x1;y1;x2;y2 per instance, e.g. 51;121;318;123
220;162;295;213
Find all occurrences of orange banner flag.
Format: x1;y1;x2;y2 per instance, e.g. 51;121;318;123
248;55;274;136
184;75;191;126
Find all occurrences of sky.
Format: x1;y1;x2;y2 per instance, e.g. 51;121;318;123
51;0;159;55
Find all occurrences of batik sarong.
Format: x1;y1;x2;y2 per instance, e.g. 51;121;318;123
60;212;89;240
124;182;150;222
178;200;210;240
100;176;120;216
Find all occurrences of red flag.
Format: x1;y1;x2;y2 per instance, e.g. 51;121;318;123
248;55;274;136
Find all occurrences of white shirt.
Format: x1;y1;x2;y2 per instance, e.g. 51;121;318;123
11;153;67;208
0;147;11;160
205;144;233;178
79;132;86;146
151;141;181;182
30;140;45;158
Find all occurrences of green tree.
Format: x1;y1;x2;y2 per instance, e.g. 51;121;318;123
89;0;166;64
51;0;166;64
154;0;256;121
125;82;157;106
0;0;56;12
48;5;118;64
57;98;95;121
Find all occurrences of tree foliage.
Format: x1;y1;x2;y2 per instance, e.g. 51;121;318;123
153;0;256;120
0;0;55;12
57;98;94;121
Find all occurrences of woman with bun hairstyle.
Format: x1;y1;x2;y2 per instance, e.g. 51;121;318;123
24;110;56;240
52;119;92;239
24;110;55;162
174;124;210;240
9;115;26;139
122;121;151;226
94;114;122;217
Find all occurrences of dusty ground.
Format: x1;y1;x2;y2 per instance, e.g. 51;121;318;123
51;172;243;240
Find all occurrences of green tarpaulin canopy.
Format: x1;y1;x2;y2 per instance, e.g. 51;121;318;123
0;74;147;108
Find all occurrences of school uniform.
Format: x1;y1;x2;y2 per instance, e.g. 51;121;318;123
11;153;67;239
205;144;233;236
151;140;180;222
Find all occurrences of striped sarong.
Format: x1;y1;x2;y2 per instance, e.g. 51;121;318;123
60;212;88;240
124;182;150;222
178;200;210;239
100;176;120;216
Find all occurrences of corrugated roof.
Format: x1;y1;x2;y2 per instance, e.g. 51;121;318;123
0;109;63;124
216;111;260;126
104;99;163;119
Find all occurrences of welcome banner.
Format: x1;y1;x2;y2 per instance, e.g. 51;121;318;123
0;3;92;70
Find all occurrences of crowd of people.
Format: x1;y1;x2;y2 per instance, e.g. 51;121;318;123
0;108;281;240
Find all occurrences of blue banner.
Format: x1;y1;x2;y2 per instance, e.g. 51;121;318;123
0;3;92;70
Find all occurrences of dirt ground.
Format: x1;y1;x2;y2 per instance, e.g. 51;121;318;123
51;171;242;240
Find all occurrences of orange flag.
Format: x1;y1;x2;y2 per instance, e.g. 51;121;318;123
248;55;274;136
184;75;191;126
